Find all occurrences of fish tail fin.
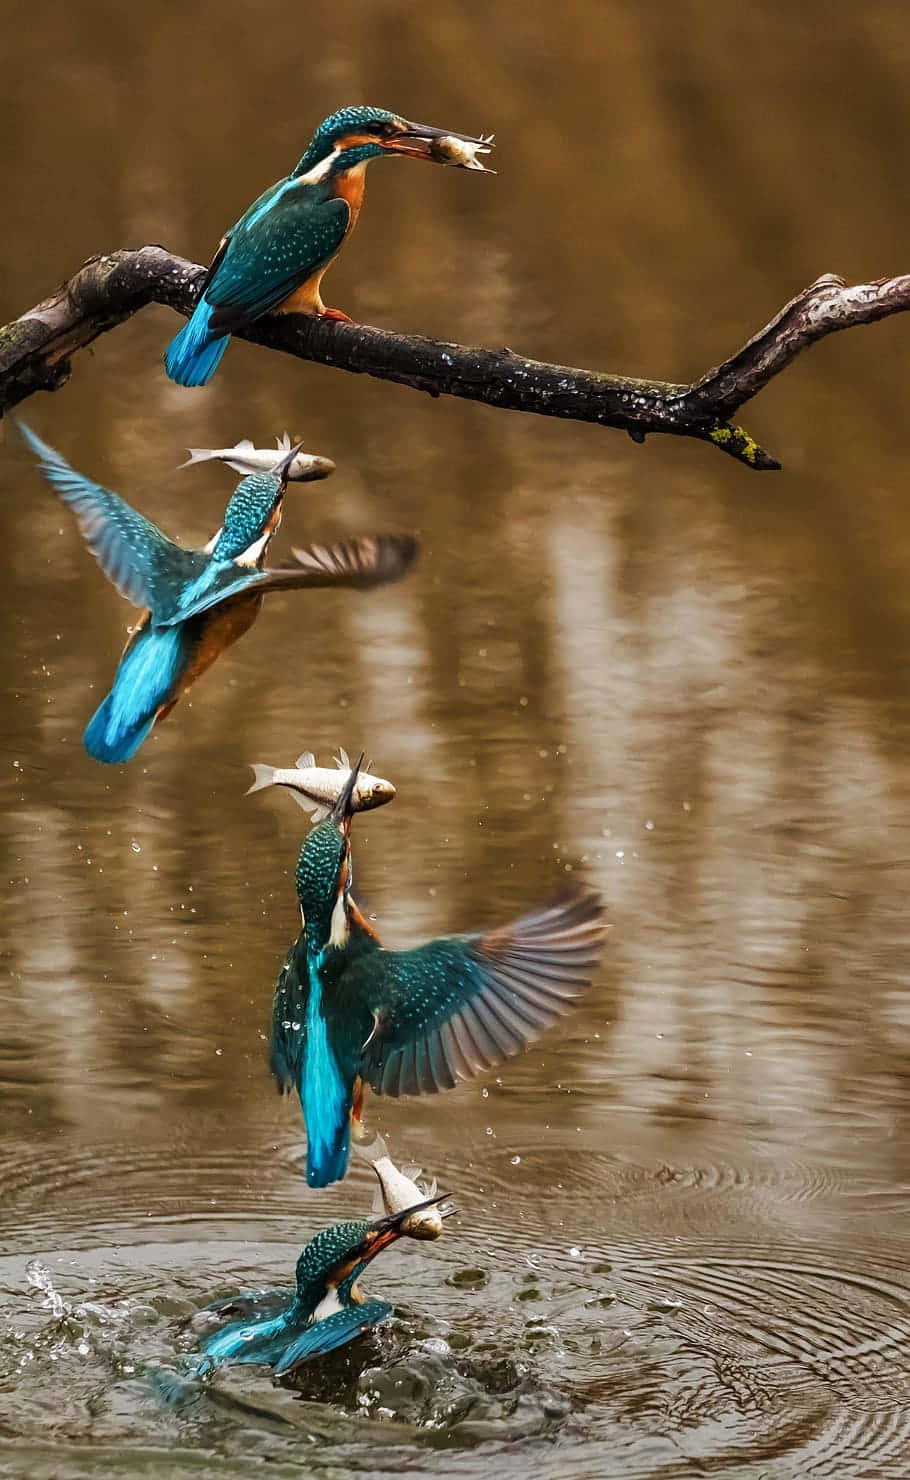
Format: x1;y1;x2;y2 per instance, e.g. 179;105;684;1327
246;764;277;794
83;693;157;764
165;300;230;388
178;448;217;469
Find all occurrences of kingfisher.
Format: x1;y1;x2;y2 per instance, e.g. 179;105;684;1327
164;105;492;387
197;1193;453;1377
269;762;608;1188
18;423;417;764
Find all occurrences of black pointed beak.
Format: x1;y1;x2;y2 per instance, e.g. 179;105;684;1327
329;751;365;831
274;441;304;486
382;120;487;157
357;1195;456;1259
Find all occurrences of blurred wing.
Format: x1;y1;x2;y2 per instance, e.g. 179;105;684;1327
271;1301;392;1376
205;1287;292;1321
205;187;351;331
269;944;307;1094
19;421;200;609
361;887;607;1097
157;535;418;625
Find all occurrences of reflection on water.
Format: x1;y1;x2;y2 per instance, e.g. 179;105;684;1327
4;0;910;1474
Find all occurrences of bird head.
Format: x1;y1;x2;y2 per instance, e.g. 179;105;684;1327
211;444;302;564
294;1196;456;1312
293;106;492;181
294;753;364;950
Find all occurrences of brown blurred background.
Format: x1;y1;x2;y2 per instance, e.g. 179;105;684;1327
3;2;910;1469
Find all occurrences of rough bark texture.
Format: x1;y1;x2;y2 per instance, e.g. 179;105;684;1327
3;248;910;469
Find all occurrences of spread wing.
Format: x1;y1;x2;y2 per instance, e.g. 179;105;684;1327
204;182;351;333
19;421;202;609
271;1301;392;1377
360;887;607;1097
157;535;419;626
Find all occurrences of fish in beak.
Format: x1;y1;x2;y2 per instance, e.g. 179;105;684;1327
382;119;495;170
352;1195;457;1264
273;440;305;487
329;751;365;837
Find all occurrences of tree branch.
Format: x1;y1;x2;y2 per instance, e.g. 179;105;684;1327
3;247;910;470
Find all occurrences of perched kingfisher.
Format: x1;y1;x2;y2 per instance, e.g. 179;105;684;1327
197;1193;453;1377
269;762;608;1187
164;105;492;387
18;423;417;763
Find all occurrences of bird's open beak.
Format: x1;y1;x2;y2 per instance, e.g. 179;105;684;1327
381;120;487;159
329;752;365;836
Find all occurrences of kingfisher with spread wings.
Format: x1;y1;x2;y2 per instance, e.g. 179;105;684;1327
19;423;416;763
269;761;607;1187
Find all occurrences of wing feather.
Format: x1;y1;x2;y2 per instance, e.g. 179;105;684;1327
157;534;418;626
361;887;607;1098
204;188;351;331
18;421;199;610
271;1300;392;1376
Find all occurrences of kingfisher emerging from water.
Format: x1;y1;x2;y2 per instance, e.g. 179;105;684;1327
269;762;608;1188
19;423;417;764
197;1193;453;1377
165;106;493;388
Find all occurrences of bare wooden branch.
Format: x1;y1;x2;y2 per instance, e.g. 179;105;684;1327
3;248;910;470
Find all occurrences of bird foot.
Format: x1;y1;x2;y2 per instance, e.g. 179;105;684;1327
317;307;353;324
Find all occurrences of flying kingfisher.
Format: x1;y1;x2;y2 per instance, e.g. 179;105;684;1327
197;1193;453;1377
18;423;417;764
268;762;608;1188
164;105;493;387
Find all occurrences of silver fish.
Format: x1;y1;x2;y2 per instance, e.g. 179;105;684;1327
180;432;335;482
356;1135;451;1240
246;746;395;821
429;132;496;172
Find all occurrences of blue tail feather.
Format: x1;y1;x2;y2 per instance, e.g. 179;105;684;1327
303;978;352;1188
306;1117;351;1189
83;625;187;764
165;299;230;388
84;695;158;764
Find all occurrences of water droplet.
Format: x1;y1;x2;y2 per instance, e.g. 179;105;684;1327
130;840;141;854
645;819;655;831
481;1087;489;1099
510;1155;521;1166
485;1126;494;1136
